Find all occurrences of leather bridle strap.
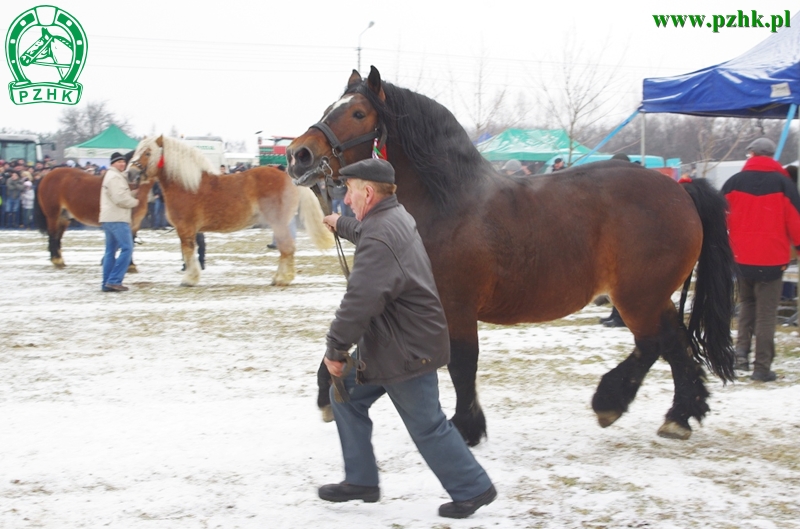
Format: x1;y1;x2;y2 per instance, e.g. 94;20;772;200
310;121;382;167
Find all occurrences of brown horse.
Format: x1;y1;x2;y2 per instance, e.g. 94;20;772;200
34;167;153;269
127;135;334;286
286;67;736;446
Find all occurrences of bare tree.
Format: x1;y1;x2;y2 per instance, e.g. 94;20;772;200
57;100;131;147
535;36;625;164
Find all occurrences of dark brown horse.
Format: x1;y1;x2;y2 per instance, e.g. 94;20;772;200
34;167;153;269
127;135;334;286
286;67;736;446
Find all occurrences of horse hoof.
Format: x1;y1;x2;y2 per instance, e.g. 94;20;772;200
52;259;65;269
595;410;621;428
127;265;138;274
657;421;692;440
271;279;292;287
180;281;197;287
321;405;334;423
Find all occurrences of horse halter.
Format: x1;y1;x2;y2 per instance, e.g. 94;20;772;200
310;121;387;179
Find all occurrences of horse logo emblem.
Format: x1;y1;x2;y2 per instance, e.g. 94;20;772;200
5;5;87;105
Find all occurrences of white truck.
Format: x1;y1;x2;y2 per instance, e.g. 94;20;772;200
182;136;225;172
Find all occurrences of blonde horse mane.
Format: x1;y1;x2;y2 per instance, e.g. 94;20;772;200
134;136;219;192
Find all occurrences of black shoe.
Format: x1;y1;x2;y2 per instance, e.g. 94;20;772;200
603;317;626;328
104;284;129;292
439;485;497;519
318;482;380;503
750;370;777;382
599;315;613;324
267;243;277;250
734;357;750;371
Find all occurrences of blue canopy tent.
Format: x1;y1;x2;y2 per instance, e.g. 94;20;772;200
579;10;800;164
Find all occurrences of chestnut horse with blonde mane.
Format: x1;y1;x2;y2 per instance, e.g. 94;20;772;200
127;135;333;286
286;66;736;446
34;167;153;270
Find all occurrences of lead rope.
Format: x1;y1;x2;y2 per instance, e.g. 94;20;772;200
322;177;351;280
335;232;350;279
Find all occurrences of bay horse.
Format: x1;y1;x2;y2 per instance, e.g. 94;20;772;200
286;66;736;446
34;167;153;270
127;135;334;286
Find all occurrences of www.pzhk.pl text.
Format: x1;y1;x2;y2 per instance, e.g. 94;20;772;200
653;10;792;33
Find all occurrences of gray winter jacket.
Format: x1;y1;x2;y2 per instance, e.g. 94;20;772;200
325;194;450;385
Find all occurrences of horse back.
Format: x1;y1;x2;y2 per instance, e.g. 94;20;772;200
165;166;297;232
444;162;702;324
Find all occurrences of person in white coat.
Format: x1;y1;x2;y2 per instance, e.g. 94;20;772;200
99;152;138;292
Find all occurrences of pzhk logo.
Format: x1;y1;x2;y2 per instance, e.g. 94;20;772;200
5;5;87;105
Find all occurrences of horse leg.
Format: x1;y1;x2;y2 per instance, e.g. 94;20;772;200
271;223;296;286
317;359;334;422
448;334;486;447
657;324;710;440
592;298;674;429
592;341;660;428
49;214;69;268
178;230;201;286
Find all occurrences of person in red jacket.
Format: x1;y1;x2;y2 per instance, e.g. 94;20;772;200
722;137;800;381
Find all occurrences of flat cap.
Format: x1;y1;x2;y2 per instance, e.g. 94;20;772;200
339;158;395;184
746;137;776;157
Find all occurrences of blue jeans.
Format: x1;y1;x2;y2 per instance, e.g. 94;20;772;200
102;222;134;287
330;366;492;501
3;197;20;213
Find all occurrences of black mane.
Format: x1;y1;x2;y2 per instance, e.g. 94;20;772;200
348;80;494;210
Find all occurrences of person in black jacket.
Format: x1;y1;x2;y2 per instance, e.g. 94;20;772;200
722;137;800;381
318;158;495;519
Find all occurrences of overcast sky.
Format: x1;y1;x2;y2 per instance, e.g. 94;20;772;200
1;1;796;153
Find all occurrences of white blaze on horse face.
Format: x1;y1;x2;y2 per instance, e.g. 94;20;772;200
322;95;354;122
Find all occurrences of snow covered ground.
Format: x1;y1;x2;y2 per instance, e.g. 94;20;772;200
1;228;799;529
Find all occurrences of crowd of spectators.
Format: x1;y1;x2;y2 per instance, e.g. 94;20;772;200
0;157;121;229
1;156;56;229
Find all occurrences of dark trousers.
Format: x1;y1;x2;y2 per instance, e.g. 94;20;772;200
331;366;492;501
735;276;783;373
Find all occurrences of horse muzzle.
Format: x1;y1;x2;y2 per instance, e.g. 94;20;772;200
287;146;330;187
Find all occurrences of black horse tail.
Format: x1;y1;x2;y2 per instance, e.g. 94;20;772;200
33;193;48;234
681;178;736;383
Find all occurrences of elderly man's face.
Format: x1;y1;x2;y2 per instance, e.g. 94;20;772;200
344;179;376;221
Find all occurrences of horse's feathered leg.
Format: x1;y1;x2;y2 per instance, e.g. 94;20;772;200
448;336;486;447
657;325;710;439
592;343;660;428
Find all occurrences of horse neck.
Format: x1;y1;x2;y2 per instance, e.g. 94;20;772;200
386;143;439;223
156;167;204;195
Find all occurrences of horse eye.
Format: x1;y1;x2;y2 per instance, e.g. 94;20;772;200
353;111;365;119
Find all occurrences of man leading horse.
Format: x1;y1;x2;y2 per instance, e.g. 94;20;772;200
318;158;496;519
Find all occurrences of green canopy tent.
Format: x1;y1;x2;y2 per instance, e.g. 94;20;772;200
476;129;593;164
63;125;139;167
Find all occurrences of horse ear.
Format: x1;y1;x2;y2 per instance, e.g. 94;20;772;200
348;70;362;87
367;66;385;102
156;135;164;147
